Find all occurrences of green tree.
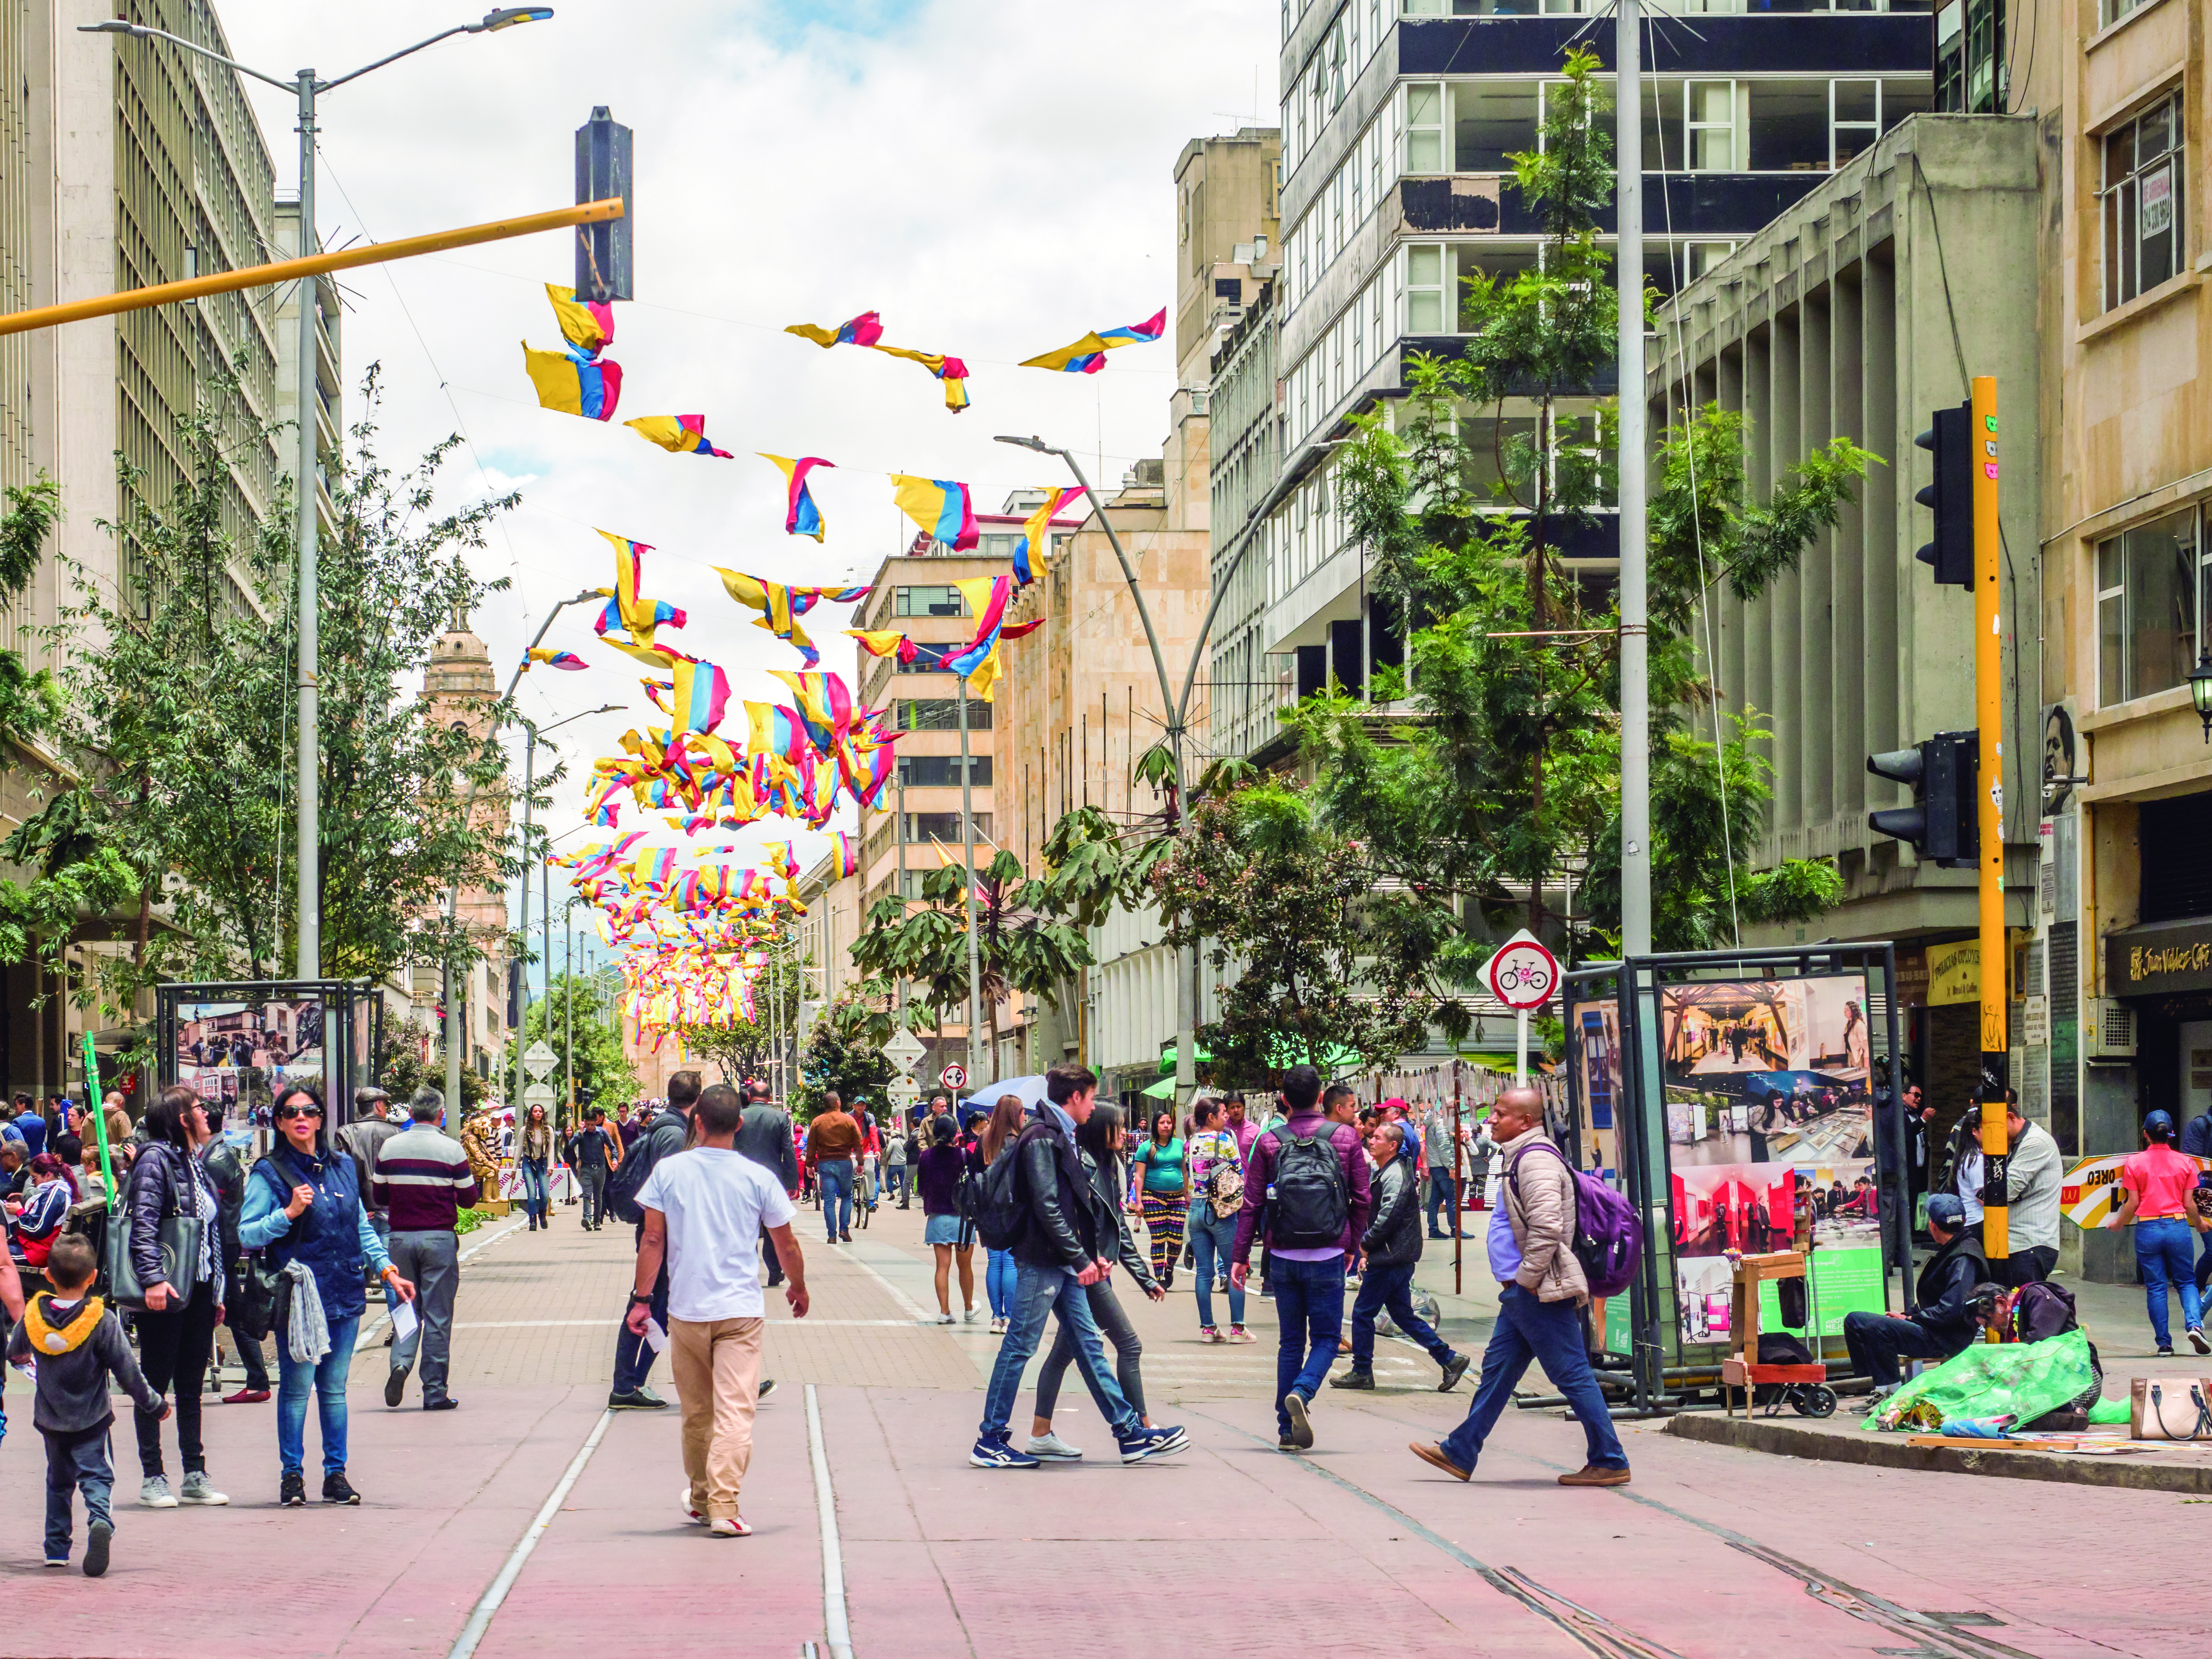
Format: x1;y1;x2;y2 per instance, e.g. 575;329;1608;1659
797;989;894;1116
377;1017;490;1110
670;935;807;1089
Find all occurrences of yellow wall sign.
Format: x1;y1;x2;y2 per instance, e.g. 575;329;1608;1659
1927;941;1979;1007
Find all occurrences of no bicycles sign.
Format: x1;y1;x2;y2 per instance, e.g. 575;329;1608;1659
1481;929;1559;1011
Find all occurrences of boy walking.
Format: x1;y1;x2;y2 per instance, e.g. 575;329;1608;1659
7;1235;168;1575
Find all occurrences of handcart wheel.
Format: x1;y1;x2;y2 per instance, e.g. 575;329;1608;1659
1793;1384;1838;1418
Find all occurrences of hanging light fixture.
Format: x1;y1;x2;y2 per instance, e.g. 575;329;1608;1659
2189;648;2212;742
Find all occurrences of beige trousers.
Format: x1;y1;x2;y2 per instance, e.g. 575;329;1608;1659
670;1315;765;1521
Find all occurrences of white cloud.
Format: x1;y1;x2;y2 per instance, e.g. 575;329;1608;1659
212;0;1267;946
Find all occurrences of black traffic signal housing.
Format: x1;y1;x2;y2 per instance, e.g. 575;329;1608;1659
1915;402;1973;587
1867;730;1980;867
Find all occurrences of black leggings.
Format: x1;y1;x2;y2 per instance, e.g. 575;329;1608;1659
134;1287;218;1477
1034;1278;1145;1422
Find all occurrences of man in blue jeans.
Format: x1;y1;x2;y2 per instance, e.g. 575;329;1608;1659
970;1065;1186;1470
608;1074;698;1410
1409;1087;1631;1487
1332;1120;1469;1392
1232;1068;1372;1451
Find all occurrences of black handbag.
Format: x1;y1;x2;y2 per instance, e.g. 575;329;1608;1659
100;1170;202;1314
229;1251;282;1342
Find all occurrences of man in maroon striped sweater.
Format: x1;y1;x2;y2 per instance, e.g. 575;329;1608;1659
370;1089;481;1412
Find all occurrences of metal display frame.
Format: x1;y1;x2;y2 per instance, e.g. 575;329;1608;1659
1561;944;1906;1412
155;979;384;1126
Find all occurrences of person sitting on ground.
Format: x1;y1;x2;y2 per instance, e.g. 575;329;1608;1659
7;1234;167;1576
1842;1192;1989;1400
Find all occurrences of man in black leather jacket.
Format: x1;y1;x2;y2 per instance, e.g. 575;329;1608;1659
198;1134;271;1402
1844;1192;1991;1394
1332;1122;1469;1393
969;1067;1185;1470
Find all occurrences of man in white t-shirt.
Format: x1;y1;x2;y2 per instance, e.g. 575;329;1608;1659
626;1082;808;1536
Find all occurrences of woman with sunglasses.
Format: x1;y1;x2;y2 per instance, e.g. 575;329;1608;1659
240;1083;415;1506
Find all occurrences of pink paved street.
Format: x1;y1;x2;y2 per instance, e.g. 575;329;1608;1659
3;1206;2200;1657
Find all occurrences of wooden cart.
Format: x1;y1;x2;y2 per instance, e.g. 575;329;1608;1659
1719;1250;1838;1417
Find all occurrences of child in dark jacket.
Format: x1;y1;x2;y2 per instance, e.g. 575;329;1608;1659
6;1234;167;1575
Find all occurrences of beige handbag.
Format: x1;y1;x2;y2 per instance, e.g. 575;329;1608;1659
2129;1376;2212;1440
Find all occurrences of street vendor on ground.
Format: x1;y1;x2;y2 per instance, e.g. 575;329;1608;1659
1842;1193;1989;1403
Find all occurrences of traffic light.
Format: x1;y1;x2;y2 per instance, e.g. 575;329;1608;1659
1914;402;1973;587
1867;731;1979;867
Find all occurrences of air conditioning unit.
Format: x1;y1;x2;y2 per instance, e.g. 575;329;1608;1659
2085;998;2136;1063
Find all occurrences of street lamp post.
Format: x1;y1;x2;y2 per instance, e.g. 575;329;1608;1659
84;8;555;983
994;435;1195;1102
511;703;619;1113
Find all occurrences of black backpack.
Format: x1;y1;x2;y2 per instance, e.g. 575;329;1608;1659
605;1116;681;1225
973;1141;1029;1252
1265;1126;1349;1250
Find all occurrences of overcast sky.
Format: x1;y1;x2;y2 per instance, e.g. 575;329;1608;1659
213;0;1269;967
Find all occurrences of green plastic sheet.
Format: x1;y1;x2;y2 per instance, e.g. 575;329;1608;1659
1864;1330;2097;1433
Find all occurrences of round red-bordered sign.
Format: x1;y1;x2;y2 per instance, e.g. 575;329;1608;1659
1481;933;1560;1010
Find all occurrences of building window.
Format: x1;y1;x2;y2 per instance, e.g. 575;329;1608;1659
893;699;994;731
1831;80;1881;169
894;585;968;618
1404;82;1447;173
1685;81;1738;172
1406;244;1447;332
2101;93;2184;312
1936;0;2005;115
1453;82;1540;172
903;812;991;844
2096;505;2203;707
898;754;992;787
2098;0;2151;23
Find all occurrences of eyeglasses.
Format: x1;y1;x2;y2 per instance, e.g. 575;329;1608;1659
275;1104;324;1122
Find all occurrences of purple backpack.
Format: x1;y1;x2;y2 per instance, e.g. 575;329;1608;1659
1508;1141;1642;1298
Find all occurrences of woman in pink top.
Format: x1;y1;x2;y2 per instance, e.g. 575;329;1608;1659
2106;1109;2210;1355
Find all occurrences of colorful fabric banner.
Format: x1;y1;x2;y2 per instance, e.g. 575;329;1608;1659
598;530;687;642
523;342;620;419
626;415;733;458
545;282;615;355
523;648;588;672
669;657;731;736
786;311;885;349
715;568;819;667
1013;487;1078;585
868;344;970;412
761;454;834;541
1020;307;1167;373
846;628;917;663
889;475;978;551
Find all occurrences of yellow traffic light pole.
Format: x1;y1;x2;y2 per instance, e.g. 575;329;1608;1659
1973;376;2008;1264
0;197;623;339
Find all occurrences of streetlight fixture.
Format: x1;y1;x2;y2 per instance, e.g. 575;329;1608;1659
2190;649;2212;743
85;8;556;984
512;702;620;1113
993;433;1198;1100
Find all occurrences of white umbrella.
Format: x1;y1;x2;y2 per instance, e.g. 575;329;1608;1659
958;1074;1050;1118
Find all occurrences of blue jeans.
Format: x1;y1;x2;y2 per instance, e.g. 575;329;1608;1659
984;1248;1018;1319
1189;1208;1244;1330
1270;1254;1347;1435
885;1165;907;1204
1350;1259;1452;1369
277;1312;361;1477
2196;1231;2212;1297
818;1160;853;1239
978;1261;1139;1442
2136;1217;2205;1348
612;1252;669;1394
43;1427;113;1560
518;1157;550;1221
1441;1284;1627;1473
1427;1169;1457;1235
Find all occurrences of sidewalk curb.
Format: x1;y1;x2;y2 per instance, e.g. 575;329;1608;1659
1666;1411;2212;1494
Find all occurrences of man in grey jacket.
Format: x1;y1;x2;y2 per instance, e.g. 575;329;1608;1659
1994;1094;2064;1286
1409;1087;1630;1487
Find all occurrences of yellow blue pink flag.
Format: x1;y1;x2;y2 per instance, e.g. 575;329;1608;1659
626;415;733;458
761;454;833;540
523;343;620;419
1020;308;1166;374
889;475;978;550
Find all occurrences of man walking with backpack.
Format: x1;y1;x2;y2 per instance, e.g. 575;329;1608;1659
1231;1067;1371;1451
1409;1086;1632;1487
968;1065;1186;1470
606;1073;700;1410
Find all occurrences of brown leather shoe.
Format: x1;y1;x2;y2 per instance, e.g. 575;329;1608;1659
1557;1464;1631;1487
1408;1442;1471;1481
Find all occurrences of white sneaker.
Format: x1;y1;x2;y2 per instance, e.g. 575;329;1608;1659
178;1471;228;1506
937;1313;956;1325
990;1317;1007;1335
140;1475;178;1509
678;1485;707;1526
963;1307;980;1324
1025;1430;1084;1461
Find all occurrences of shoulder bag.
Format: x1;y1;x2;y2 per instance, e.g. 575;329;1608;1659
101;1150;204;1313
2130;1376;2212;1441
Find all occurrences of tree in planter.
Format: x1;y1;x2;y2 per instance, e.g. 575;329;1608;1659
1305;47;1859;970
1148;777;1461;1089
796;990;895;1116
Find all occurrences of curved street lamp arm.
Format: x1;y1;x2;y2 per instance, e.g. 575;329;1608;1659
320;23;476;93
1048;448;1178;733
77;22;297;91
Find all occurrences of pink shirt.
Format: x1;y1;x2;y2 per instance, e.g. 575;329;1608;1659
2122;1145;2200;1219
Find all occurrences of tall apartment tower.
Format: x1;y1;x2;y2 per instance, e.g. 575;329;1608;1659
1229;1;1933;760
